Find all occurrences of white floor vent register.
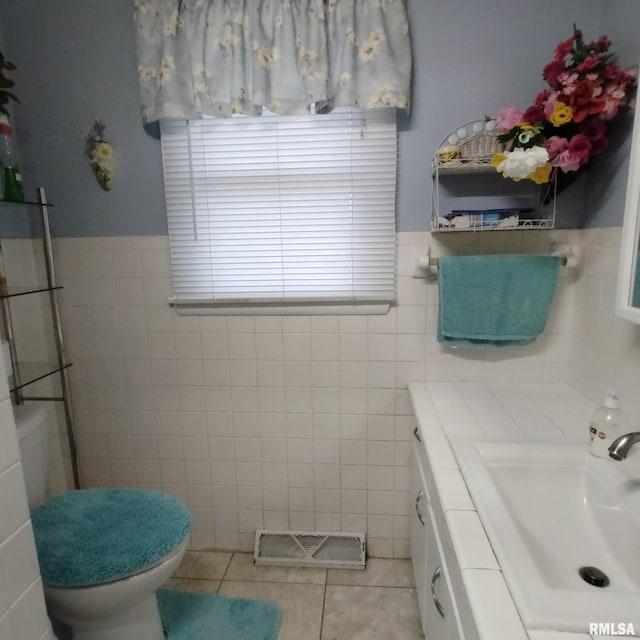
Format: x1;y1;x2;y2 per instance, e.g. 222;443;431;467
254;530;366;570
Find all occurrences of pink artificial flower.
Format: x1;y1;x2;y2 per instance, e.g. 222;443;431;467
544;59;566;89
553;150;582;173
577;56;600;73
545;136;569;160
601;99;620;121
604;64;623;82
543;92;560;119
551;134;592;173
609;86;626;100
496;105;524;134
562;72;580;87
568;134;592;164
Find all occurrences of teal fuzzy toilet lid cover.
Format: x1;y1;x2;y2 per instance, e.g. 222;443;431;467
31;488;192;587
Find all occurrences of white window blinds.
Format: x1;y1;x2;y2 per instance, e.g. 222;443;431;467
160;108;397;311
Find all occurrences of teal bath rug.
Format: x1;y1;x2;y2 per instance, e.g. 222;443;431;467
157;588;282;640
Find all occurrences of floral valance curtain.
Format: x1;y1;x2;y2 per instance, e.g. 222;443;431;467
133;0;412;123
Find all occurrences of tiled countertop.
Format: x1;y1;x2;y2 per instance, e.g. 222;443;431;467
408;381;624;640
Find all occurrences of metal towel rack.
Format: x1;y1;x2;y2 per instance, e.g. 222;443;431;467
413;242;578;279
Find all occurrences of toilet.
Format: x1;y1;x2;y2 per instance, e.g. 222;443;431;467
15;404;192;640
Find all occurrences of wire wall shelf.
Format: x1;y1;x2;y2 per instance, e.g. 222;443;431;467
431;117;556;232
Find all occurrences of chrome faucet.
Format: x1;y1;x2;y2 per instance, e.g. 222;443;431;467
608;432;640;460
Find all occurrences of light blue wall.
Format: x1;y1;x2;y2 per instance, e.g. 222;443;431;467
0;0;630;236
582;0;640;227
0;0;167;237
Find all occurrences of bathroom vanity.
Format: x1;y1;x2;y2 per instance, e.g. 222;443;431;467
408;381;640;640
410;419;479;640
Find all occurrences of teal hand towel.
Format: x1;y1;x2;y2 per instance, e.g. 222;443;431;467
437;255;560;348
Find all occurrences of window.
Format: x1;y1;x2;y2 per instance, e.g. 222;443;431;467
160;108;397;314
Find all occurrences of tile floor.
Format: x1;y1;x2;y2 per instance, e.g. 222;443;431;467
167;551;424;640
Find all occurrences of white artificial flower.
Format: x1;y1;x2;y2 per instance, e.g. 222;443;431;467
517;129;535;144
496;146;549;180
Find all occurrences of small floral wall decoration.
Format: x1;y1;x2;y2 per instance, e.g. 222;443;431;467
83;118;117;191
492;26;636;187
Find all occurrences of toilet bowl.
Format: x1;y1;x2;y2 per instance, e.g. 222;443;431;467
15;405;192;640
44;538;188;640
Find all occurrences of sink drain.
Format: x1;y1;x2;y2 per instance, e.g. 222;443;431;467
579;566;609;588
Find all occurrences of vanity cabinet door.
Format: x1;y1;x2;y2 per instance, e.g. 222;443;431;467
411;442;464;640
424;503;460;640
410;444;429;634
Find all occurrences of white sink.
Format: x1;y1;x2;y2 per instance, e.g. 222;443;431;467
451;439;640;633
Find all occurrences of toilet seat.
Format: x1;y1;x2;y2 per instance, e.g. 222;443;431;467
32;488;192;588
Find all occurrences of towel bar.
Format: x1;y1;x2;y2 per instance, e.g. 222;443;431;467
414;242;578;277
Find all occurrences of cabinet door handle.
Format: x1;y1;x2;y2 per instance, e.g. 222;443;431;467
414;490;425;525
431;565;445;618
413;426;421;442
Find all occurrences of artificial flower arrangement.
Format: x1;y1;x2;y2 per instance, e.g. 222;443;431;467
492;26;637;189
83;118;117;191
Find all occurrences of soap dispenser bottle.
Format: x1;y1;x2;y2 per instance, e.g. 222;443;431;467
589;389;624;458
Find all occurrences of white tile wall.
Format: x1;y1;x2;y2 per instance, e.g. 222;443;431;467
569;227;640;428
0;227;622;638
0;344;52;640
47;230;578;556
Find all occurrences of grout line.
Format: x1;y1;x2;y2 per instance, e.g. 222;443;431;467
318;572;328;640
218;551;234;588
321;582;416;590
